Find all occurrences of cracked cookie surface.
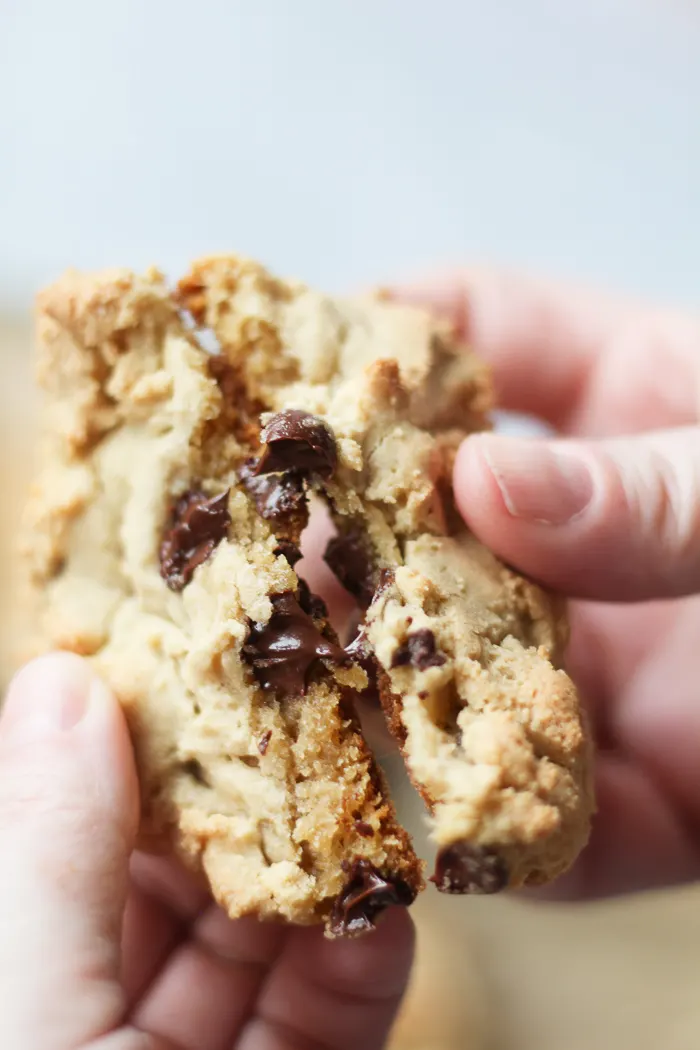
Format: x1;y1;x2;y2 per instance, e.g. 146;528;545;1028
20;266;423;936
178;255;594;891
21;254;593;926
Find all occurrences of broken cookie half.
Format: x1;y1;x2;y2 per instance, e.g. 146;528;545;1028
20;254;594;936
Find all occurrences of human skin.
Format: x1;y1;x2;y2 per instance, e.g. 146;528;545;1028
2;268;699;1048
393;269;700;899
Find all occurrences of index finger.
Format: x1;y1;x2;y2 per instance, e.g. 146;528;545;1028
243;908;415;1050
389;269;700;435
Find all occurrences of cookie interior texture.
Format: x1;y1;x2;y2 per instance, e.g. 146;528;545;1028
20;255;594;934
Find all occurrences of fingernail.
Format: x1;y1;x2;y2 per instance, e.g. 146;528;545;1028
2;653;96;740
479;436;594;525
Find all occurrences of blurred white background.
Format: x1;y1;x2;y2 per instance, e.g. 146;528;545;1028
1;0;699;309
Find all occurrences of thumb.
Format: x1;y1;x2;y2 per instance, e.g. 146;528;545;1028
455;428;700;600
0;653;139;1050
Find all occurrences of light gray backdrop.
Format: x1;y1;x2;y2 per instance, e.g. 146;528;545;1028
1;0;698;309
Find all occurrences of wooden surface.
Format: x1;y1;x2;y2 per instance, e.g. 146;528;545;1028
2;315;699;1050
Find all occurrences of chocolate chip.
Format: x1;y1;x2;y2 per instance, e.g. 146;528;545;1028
329;858;414;936
254;410;337;478
160;489;231;591
258;730;272;756
243;591;348;698
391;629;446;671
324;529;376;606
273;540;303;566
239;461;306;520
430;843;508;894
354;820;375;838
180;759;210;787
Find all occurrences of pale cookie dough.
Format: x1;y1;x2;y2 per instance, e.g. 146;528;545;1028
20;266;422;936
178;255;594;892
21;254;593;930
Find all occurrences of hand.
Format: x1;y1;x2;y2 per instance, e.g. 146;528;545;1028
392;269;700;899
0;653;414;1050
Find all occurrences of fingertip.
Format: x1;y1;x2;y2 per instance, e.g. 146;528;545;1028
382;271;470;331
1;651;139;836
453;433;508;529
4;651;94;718
317;906;416;1001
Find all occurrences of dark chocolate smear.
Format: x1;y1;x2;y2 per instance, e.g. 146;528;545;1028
329;858;414;936
243;591;347;698
254;409;337;478
431;843;508;894
239;461;306;520
324;529;376;607
160;489;231;591
391;629;446;671
273;540;303;566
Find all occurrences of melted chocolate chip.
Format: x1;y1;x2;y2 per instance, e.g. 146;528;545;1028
273;540;303;566
254;410;337;478
430;843;508;894
391;629;446;671
324;529;376;606
160;490;231;591
243;592;347;697
329;858;414;936
297;577;329;620
354;820;375;839
258;730;272;756
239;461;306;520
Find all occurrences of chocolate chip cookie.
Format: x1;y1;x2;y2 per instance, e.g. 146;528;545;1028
21;255;593;934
